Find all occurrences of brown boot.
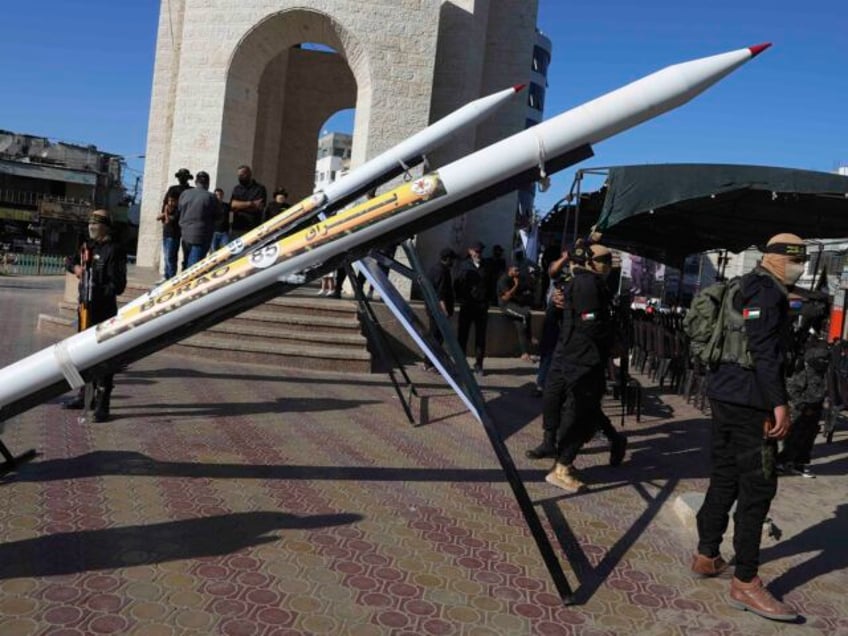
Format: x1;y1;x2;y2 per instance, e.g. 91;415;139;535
691;553;729;577
545;463;586;493
729;576;797;621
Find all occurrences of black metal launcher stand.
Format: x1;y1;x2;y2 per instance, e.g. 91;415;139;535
0;438;37;477
350;240;576;604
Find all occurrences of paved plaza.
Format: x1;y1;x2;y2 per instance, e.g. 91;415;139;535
0;275;846;635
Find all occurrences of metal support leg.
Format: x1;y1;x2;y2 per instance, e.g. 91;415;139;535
0;438;37;477
347;262;419;424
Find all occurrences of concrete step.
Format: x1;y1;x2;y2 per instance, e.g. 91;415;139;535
222;308;362;336
177;334;372;373
46;270;376;373
58;299;363;336
201;320;367;350
36;312;372;372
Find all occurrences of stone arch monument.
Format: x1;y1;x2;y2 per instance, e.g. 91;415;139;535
138;0;542;279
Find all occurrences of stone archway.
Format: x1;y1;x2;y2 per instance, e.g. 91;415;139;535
221;9;370;201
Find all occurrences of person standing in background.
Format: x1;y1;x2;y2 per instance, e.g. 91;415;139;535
229;165;267;239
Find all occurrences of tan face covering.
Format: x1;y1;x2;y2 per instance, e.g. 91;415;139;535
761;254;804;287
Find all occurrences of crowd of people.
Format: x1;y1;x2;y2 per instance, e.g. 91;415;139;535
423;230;838;623
155;165;288;283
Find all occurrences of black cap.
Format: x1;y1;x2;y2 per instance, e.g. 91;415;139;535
175;168;193;180
440;247;457;260
470;240;485;251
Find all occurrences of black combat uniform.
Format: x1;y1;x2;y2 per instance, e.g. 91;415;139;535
542;267;614;465
698;266;792;583
64;236;127;421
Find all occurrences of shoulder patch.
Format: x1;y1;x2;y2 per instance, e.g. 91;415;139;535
743;307;761;320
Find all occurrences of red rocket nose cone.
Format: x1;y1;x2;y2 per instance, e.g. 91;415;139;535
748;43;772;57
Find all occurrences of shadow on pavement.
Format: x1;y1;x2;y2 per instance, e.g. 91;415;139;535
121;396;383;418
761;503;848;597
0;511;362;579
541;478;680;605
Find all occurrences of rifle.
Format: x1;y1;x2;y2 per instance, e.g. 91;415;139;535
78;242;93;331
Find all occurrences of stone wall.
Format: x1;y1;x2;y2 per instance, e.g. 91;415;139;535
139;0;540;280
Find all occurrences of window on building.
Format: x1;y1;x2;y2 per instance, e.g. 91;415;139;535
528;83;545;112
532;46;551;76
333;147;346;158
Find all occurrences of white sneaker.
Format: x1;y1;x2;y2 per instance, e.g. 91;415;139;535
315;288;325;295
545;463;586;493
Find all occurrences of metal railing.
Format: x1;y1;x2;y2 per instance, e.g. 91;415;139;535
0;252;67;276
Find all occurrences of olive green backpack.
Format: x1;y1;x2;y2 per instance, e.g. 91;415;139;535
683;277;753;369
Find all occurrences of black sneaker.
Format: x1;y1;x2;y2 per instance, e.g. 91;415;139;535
525;442;556;460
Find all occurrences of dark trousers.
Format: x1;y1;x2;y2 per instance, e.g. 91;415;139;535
779;403;822;466
333;267;365;298
542;359;608;464
458;301;488;368
697;398;778;582
500;302;532;355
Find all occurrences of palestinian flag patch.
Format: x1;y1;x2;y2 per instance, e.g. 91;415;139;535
580;311;597;321
743;307;761;320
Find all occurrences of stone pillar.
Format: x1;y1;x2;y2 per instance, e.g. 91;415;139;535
138;0;541;294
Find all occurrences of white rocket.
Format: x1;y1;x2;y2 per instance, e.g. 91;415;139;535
0;44;771;420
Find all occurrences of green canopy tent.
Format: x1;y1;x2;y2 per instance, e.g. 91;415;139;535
591;164;848;265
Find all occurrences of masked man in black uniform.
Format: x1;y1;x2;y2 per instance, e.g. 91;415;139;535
62;209;127;422
691;233;803;622
542;243;623;492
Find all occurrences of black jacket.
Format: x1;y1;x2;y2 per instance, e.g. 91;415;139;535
707;266;791;410
68;238;127;326
230;180;268;233
427;261;455;317
454;257;490;304
554;268;611;379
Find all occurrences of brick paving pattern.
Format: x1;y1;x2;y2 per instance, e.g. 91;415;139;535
0;276;846;635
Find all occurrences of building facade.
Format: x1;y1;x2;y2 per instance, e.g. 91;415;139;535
139;0;544;279
0;131;125;256
314;132;352;193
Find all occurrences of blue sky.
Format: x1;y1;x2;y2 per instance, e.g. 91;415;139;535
0;1;845;214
